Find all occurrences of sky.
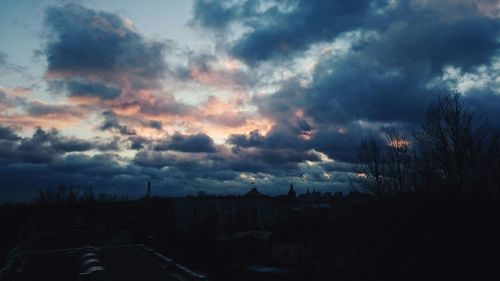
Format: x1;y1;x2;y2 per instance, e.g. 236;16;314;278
0;0;499;202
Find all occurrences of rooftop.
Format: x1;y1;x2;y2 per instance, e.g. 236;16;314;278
0;244;206;281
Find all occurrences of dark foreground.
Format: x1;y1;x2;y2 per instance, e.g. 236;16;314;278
1;193;499;281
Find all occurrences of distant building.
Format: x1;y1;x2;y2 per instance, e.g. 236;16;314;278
244;187;267;198
298;188;322;201
287;183;296;199
174;188;274;233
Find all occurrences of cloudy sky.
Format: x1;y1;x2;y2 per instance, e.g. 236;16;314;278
0;0;498;201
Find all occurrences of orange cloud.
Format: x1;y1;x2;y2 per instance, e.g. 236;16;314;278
0;113;85;131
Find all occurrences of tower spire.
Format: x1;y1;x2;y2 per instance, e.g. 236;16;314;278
288;182;296;198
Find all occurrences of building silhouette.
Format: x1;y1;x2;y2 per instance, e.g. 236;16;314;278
287;182;296;199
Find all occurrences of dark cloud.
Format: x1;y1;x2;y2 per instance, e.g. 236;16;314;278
370;13;499;74
227;115;378;164
132;146;309;179
2;1;499;201
193;0;498;67
25;101;86;118
128;136;149;150
0;127;21;164
0;128;141;201
99;111;136;135
227;129;264;148
173;52;216;80
309;124;372;163
192;0;386;64
171;51;257;91
138;95;194;117
11;128;89;164
44;4;167;78
232;1;382;64
463;89;500;127
154;132;217;153
43;3;168;100
23;128;104;161
0;126;21;141
50;153;128;177
192;0;499;153
227;126;322;167
94;137;122;152
0;126;344;202
255;148;320;165
304;53;439;125
134;150;196;168
0;126;124;165
148;120;162;130
228;126;307;151
52;138;93;153
133;129;321;177
52;80;121;100
190;0;242;30
1;89;87;120
14;130;62;164
0;153;151;202
249;0;499;157
285;13;496;127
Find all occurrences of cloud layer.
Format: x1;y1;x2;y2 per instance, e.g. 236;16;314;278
0;1;498;201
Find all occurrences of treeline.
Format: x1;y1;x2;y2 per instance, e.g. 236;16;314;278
354;93;500;198
35;185;129;205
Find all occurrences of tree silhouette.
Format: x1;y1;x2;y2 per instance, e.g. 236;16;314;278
354;136;385;197
353;93;500;197
384;130;412;195
415;93;485;194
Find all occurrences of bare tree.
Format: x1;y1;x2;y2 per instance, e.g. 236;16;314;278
353;93;498;197
473;127;500;195
81;186;95;203
490;131;500;194
384;130;412;195
415;93;484;194
354;136;385;197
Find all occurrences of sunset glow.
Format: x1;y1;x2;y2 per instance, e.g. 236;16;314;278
0;0;498;201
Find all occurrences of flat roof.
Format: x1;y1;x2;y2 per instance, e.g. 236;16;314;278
1;245;206;281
